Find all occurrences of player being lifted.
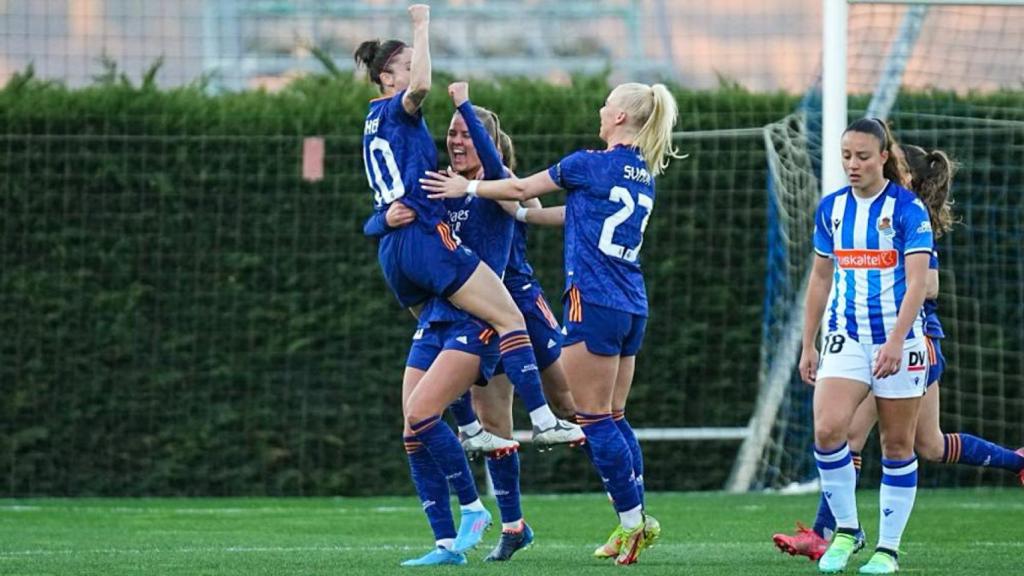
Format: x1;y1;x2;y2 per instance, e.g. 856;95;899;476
356;5;582;566
422;81;682;565
773;140;1024;564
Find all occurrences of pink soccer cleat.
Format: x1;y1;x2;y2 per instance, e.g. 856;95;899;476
772;522;829;562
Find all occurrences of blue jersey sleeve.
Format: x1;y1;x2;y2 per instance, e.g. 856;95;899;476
812;197;834;257
457;101;504;180
362;210;392;238
547;150;591;191
900;198;934;256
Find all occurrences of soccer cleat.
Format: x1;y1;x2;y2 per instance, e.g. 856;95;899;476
595;516;660;559
532;418;585;449
459;428;519;456
484;522;534;562
643;515;662;549
594;524;626;559
818;532;865;574
1016;448;1024;486
452;507;492;552
773;522;829;561
858;550;899;574
400;546;467;567
615;522;650;565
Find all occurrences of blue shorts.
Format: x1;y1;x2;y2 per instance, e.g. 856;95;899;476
562;290;647;357
925;336;945;387
378;222;480;309
493;283;564;375
406;319;500;383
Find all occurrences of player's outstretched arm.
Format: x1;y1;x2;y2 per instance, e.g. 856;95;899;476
402;4;431;115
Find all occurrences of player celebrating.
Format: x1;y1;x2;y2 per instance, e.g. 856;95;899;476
800;118;933;575
421;82;682;565
773;143;1024;563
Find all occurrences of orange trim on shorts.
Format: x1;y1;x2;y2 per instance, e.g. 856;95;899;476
435;222;459;251
479;327;496;345
536;295;559;329
568;285;583;323
925;336;937;365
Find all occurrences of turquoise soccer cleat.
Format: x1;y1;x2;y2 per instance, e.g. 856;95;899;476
452;507;492;552
400;546;467;567
858;550;899;574
818;531;865;574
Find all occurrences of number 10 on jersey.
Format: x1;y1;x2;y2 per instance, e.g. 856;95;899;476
364;136;406;207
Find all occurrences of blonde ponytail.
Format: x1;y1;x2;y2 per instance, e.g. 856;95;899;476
623;83;684;176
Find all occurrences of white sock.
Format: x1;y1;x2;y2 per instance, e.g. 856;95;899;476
460;499;485;513
619;505;643;530
459;420;482;436
436;538;455;550
529;405;557;430
878;455;918;552
815;443;859;530
502;519;523;532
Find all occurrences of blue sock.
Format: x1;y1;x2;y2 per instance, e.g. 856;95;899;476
411;415;479;505
404;435;456;541
613;410;644;507
486;450;522;524
498;331;547;412
449;391;477;428
577;412;640;513
813;450;861;537
944;433;1024;472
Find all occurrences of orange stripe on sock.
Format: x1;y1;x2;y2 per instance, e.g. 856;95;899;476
499;336;531;353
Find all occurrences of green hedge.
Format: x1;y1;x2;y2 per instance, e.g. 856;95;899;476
1;69;1021;496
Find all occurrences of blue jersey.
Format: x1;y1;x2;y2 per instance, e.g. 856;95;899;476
503;222;535;292
923;248;944;339
363;91;445;226
813;181;934;344
548;145;654;316
418;102;514;326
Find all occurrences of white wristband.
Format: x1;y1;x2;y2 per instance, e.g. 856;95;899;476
515;207;529;223
466;180;480;197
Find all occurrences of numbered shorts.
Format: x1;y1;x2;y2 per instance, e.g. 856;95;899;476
562;287;647;357
406;319;500;383
817;331;929;399
925;336;945;387
493;283;564;376
378;222;480;309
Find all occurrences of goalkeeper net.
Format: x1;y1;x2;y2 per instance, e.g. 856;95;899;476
741;0;1024;491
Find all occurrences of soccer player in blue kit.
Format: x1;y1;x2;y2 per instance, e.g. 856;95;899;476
774;141;1024;564
356;6;581;566
422;82;683;565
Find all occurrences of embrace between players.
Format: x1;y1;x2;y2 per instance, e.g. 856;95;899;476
358;4;1024;572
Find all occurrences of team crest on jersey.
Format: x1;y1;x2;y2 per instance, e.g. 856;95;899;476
876;216;895;238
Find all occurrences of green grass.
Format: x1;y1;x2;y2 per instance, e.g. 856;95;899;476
1;490;1019;575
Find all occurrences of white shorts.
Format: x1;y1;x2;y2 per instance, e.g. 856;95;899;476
817;331;928;399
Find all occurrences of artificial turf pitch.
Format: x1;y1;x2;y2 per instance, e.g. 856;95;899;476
1;489;1019;575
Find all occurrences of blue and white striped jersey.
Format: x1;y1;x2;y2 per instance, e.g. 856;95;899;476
813;181;934;344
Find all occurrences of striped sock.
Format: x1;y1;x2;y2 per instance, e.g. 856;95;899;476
498;331;553;429
404;435;456;542
813;450;861;538
943;433;1024;472
814;443;859;530
878;455;918;552
411;415;478;506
